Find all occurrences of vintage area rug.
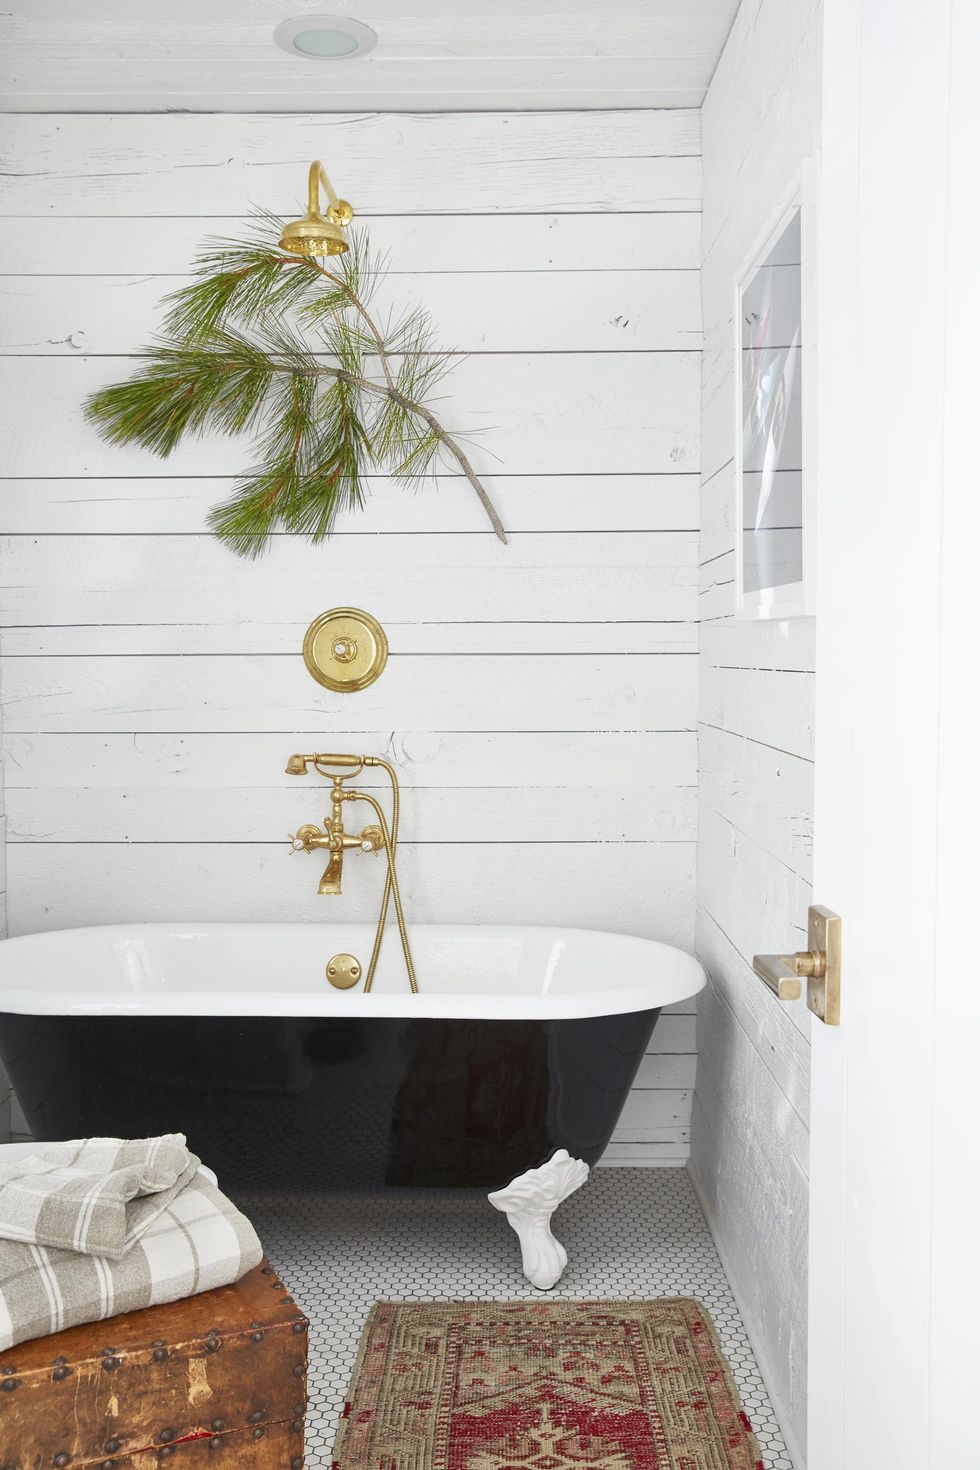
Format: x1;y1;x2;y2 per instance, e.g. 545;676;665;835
333;1299;763;1469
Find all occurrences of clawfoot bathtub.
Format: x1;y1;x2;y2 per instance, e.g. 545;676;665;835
0;923;704;1287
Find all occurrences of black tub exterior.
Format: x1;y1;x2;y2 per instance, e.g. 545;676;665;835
0;1010;660;1191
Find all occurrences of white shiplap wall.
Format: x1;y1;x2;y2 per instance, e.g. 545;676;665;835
0;111;702;1162
688;0;821;1460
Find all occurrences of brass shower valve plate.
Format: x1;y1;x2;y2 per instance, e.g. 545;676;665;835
303;608;388;692
326;953;362;989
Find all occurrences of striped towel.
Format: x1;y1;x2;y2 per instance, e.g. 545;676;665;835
0;1135;200;1260
0;1166;263;1351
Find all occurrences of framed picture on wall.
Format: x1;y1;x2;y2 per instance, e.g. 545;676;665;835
734;162;817;619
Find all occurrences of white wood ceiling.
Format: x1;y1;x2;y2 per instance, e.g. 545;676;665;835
0;1;740;112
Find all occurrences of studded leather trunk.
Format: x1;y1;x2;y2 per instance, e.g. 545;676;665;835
0;1261;308;1469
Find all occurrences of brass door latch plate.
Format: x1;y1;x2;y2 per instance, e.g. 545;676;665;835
303;608;388;692
326;953;362;990
753;904;842;1025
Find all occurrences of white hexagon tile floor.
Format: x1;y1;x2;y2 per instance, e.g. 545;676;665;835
239;1167;795;1469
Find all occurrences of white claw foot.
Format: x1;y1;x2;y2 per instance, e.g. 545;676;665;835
487;1149;590;1290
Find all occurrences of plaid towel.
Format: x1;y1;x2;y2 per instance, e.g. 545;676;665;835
0;1167;263;1350
0;1135;199;1260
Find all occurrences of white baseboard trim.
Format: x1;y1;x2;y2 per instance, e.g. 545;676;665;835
688;1162;807;1470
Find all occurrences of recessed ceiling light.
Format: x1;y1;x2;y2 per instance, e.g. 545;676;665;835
274;15;378;61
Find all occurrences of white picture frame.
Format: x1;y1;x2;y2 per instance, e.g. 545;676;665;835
734;160;818;620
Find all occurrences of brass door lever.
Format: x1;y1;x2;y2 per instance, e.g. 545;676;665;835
753;905;842;1025
752;954;807;1002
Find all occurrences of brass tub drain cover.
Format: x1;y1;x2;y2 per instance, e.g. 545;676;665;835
326;953;362;989
302;607;388;692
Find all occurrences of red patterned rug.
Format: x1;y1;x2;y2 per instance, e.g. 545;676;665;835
333;1299;764;1469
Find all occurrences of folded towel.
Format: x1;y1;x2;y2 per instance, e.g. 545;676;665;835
0;1135;200;1261
0;1166;263;1351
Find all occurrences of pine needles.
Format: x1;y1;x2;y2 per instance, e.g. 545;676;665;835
83;216;507;556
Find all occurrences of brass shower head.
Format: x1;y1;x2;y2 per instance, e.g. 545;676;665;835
285;754;310;775
279;160;353;257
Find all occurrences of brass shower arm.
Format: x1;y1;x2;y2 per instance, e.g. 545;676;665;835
308;160;353;225
309;160;338;215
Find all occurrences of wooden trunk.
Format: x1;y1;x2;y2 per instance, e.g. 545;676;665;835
0;1261;308;1469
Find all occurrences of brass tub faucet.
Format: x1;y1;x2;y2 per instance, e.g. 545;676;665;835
286;752;418;993
290;772;383;896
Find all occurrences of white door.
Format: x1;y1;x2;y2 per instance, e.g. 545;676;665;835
808;2;980;1466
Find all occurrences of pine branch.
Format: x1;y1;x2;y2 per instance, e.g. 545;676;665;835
84;334;280;455
82;216;508;552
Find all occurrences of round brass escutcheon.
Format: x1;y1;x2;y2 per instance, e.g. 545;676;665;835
326;953;362;990
302;608;388;693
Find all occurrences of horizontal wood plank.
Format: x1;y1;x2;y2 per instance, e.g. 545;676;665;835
0;353;702;479
2;620;698;658
2;730;697;791
698;664;815;759
0;475;698;537
0;531;700;630
0;651;698;734
4;841;697;946
699;547;736;621
633;1051;697;1089
697;801;811;963
5;784;697;844
0;113;701;216
696;905;810;1119
2;76;710;117
700;615;816;673
614;1088;693;1140
660;998;697;1018
645;1013;696;1053
698;458;734;564
0;270;702;356
698;720;813;878
0;214;702;277
599;1142;691;1165
700;356;734;487
689;1080;808;1377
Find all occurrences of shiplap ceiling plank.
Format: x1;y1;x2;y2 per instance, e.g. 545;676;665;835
0;2;741;112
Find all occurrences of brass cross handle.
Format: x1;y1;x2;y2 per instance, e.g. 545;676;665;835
287;823;329;853
752;905;842;1025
